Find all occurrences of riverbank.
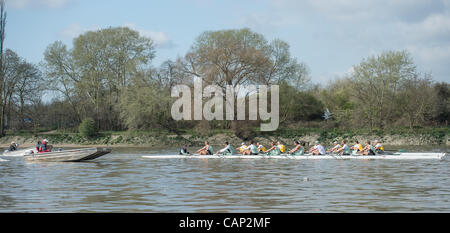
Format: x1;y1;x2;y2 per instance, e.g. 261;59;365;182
1;127;448;148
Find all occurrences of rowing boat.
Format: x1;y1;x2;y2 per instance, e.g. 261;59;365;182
142;152;447;160
24;147;112;162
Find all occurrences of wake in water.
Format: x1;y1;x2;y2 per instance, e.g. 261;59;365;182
0;158;8;162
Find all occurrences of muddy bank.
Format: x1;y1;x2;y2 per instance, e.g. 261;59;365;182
1;131;448;148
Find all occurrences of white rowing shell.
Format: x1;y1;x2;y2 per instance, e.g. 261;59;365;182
142;153;447;160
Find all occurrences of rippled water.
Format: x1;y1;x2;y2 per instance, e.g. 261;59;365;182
0;147;449;212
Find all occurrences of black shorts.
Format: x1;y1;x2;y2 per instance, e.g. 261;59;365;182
207;150;213;155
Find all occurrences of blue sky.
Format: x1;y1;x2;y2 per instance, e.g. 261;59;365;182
6;0;450;83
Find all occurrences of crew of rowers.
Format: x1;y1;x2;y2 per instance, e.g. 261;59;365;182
188;140;385;156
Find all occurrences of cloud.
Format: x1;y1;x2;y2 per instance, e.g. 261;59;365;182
59;23;175;49
263;0;450;81
59;23;100;40
9;0;74;9
123;23;175;49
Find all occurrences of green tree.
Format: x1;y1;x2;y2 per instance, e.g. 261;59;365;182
350;50;417;129
78;117;97;138
43;27;156;130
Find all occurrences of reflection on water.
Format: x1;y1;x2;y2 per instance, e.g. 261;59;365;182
0;147;449;212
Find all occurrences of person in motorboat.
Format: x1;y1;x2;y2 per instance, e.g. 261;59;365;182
256;142;266;153
38;139;52;153
359;141;377;155
327;141;341;153
277;141;286;153
8;141;18;152
179;145;190;155
336;140;351;155
196;141;214;155
265;142;281;155
236;142;248;154
243;141;259;155
216;142;235;155
36;141;41;152
288;141;304;155
309;141;326;155
374;140;385;154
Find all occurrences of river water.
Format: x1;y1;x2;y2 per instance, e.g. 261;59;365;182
0;146;449;212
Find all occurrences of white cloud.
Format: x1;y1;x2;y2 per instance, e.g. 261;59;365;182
59;23;175;49
123;23;175;49
265;0;450;81
9;0;74;9
59;23;100;40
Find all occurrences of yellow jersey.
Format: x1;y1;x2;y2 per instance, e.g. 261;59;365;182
278;145;286;153
258;145;266;152
353;144;363;151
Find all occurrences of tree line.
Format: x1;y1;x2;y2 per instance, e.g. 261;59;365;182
0;10;448;138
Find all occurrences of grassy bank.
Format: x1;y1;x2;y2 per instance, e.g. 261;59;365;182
1;127;448;148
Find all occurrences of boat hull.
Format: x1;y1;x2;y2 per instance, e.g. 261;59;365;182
142;153;447;160
2;147;37;157
24;148;112;162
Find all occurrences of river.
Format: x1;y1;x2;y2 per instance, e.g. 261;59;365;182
0;146;449;212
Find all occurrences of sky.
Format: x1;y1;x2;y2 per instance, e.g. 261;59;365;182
5;0;450;83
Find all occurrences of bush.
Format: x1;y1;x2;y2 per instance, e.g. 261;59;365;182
78;118;97;138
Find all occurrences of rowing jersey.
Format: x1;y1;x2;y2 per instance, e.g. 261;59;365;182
277;145;286;153
315;145;326;155
353;144;363;151
219;145;235;155
342;144;351;155
258;145;266;152
239;145;248;152
248;144;258;154
375;143;384;151
332;144;341;151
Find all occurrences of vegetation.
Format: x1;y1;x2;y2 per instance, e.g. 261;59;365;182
0;2;447;143
78;118;97;138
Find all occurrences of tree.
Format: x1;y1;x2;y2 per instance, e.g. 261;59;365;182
350;50;417;129
43;27;156;130
79;117;97;138
175;28;309;136
0;0;6;135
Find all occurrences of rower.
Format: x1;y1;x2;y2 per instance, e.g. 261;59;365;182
179;145;190;155
217;141;235;155
336;140;351;155
351;140;363;154
265;142;281;155
236;143;248;154
196;141;214;155
327;141;341;153
243;141;259;155
277;141;286;154
359;141;376;155
256;142;266;153
374;140;385;154
288;141;304;155
309;141;326;155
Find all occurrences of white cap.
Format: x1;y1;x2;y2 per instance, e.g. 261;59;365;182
315;141;319;144
43;139;49;143
333;141;338;144
241;142;245;145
